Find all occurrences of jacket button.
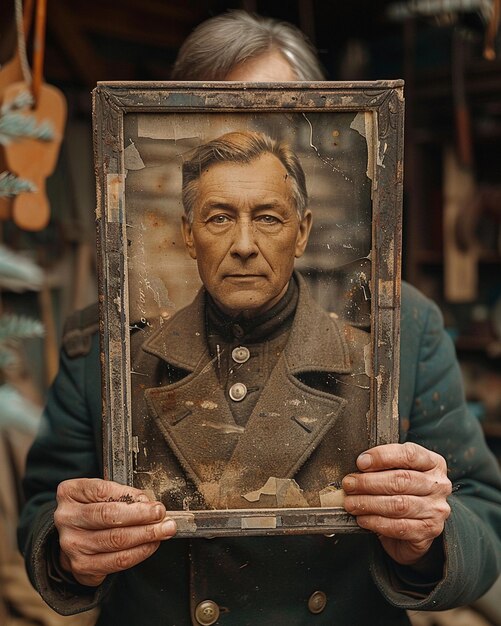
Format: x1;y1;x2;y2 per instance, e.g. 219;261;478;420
194;600;220;625
229;382;247;402
232;346;250;363
308;590;327;614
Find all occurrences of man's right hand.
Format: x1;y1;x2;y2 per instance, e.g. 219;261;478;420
54;478;176;587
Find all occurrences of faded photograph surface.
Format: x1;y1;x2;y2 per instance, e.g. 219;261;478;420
124;112;373;511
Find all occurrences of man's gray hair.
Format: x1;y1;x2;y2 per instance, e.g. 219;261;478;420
172;10;325;81
182;131;308;222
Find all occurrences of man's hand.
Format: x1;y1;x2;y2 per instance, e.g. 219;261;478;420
342;442;452;566
54;478;176;587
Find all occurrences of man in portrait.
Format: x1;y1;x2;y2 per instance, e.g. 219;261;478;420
131;129;371;511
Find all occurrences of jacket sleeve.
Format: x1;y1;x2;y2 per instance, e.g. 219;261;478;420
371;283;501;609
17;331;112;615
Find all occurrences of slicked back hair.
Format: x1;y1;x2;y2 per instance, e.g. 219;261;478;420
172;10;325;81
182;131;308;222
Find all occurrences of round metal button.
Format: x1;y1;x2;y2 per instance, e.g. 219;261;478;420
194;600;220;626
232;346;250;364
229;382;247;402
308;590;327;614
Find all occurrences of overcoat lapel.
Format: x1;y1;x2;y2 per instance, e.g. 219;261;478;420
144;344;243;487
142;289;245;487
217;356;347;501
217;282;352;501
142;275;355;506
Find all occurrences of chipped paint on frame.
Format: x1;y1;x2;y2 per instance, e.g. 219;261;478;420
93;82;403;537
106;173;125;223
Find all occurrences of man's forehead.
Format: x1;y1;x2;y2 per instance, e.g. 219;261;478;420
197;152;289;187
194;154;294;210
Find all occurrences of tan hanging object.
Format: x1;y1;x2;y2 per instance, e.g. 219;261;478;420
2;0;67;231
0;0;33;221
0;0;33;96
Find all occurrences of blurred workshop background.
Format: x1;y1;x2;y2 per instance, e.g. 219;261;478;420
0;1;500;625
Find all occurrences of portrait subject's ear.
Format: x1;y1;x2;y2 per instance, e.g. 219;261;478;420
181;215;197;259
295;210;313;258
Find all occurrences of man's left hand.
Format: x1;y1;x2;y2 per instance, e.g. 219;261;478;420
342;442;452;566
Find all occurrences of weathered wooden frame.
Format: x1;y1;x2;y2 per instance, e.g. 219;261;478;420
93;82;403;537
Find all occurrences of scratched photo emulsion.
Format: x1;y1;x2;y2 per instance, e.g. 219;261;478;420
123;111;374;515
94;83;403;536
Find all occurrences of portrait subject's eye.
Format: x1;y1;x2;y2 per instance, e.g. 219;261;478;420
255;214;281;225
208;214;232;225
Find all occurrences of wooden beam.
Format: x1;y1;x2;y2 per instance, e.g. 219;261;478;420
443;145;478;302
68;4;189;50
48;2;107;88
97;0;202;23
298;0;316;44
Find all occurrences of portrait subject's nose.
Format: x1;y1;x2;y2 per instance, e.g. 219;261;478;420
230;220;259;259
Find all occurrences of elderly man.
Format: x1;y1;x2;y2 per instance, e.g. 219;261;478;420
131;130;371;512
19;9;501;626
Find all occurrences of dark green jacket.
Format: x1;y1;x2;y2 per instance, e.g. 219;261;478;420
18;283;501;626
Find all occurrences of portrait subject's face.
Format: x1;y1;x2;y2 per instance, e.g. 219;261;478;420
182;153;312;317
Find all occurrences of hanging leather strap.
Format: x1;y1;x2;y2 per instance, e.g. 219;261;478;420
31;0;46;105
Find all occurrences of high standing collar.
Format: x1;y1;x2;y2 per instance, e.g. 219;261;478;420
205;276;298;344
142;273;352;375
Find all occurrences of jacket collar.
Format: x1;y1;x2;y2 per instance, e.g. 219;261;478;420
142;272;351;375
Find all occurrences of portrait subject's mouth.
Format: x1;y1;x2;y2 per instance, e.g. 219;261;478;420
224;273;266;280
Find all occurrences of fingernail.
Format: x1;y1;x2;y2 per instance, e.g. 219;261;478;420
161;519;176;534
153;504;165;520
357;453;372;470
343;476;356;492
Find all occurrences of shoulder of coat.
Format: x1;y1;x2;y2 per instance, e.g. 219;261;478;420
62;302;100;358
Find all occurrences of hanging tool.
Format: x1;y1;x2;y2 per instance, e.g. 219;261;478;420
444;29;478;302
2;0;67;231
484;0;500;60
0;0;34;221
0;0;33;97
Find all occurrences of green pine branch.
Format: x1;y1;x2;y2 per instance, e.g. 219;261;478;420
0;90;33;114
0;314;44;369
0;113;54;145
0;91;48;369
0;314;44;342
0;171;37;197
0;90;55;145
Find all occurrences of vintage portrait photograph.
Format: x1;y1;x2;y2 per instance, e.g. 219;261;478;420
94;84;403;535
